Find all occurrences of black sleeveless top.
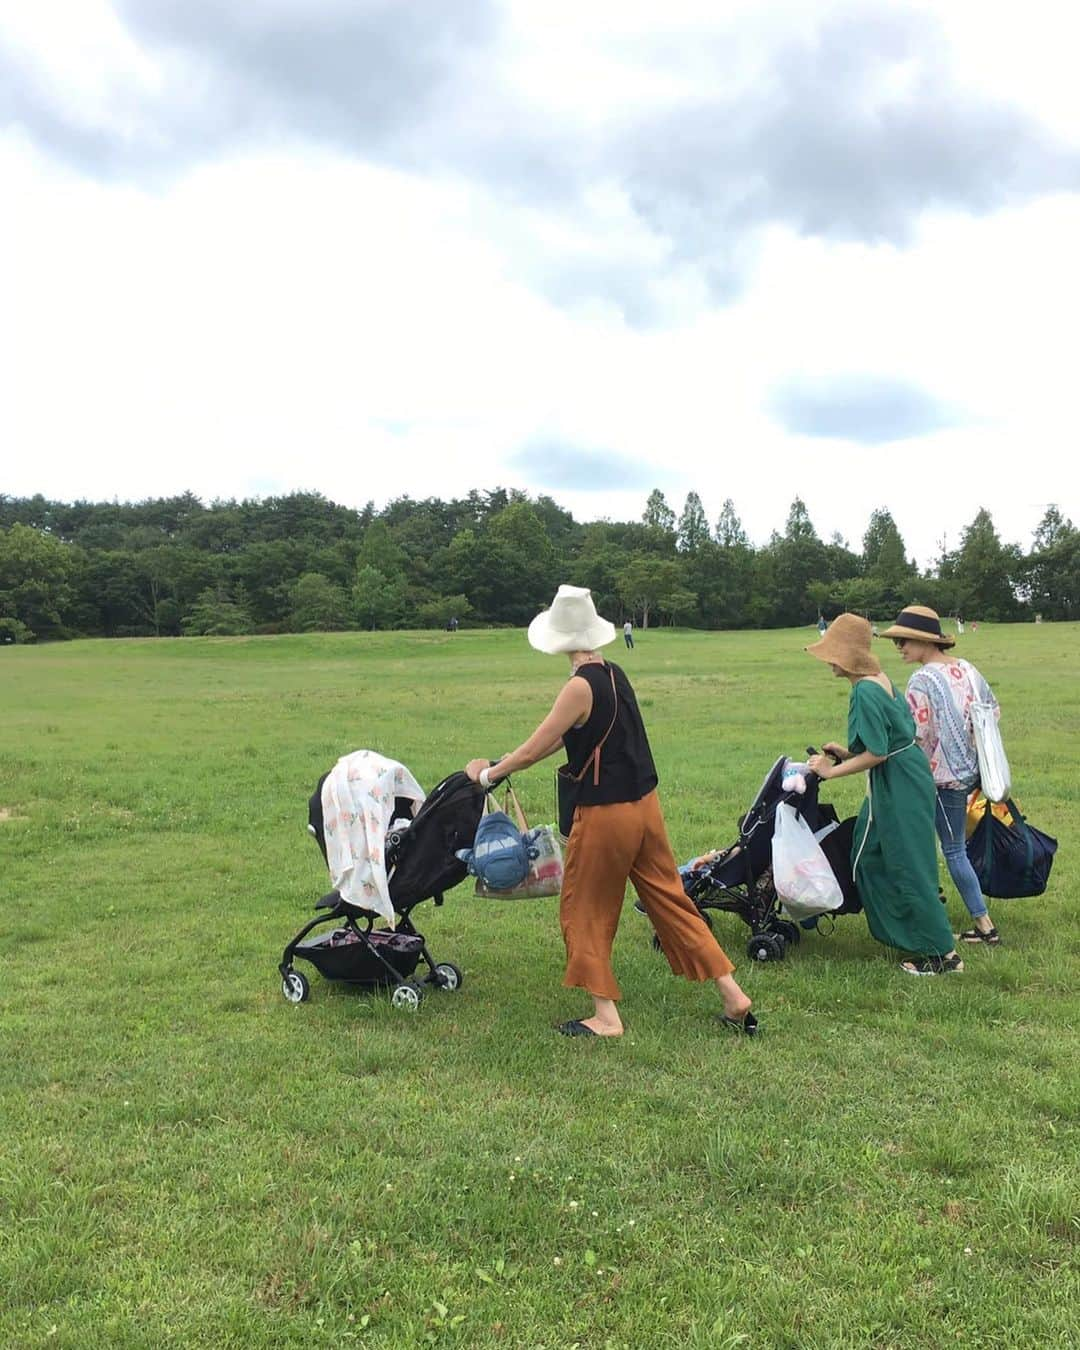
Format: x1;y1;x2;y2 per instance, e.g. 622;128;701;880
562;661;658;806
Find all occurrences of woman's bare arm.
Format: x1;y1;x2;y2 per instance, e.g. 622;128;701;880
808;749;886;779
465;677;592;783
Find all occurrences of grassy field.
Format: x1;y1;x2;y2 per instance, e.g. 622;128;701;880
1;625;1077;1349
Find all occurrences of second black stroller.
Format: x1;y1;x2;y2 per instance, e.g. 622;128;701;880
279;760;485;1008
644;754;861;963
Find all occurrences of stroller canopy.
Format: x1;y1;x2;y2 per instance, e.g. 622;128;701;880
320;750;425;925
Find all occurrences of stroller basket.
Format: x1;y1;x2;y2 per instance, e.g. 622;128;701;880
295;927;424;986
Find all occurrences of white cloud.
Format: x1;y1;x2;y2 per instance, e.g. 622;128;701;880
2;0;1079;571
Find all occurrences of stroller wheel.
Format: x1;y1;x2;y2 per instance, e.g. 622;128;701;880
390;981;425;1012
747;932;785;963
281;969;310;1003
770;919;801;947
432;962;463;992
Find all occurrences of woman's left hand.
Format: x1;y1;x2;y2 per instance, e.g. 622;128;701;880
807;754;833;779
464;759;490;783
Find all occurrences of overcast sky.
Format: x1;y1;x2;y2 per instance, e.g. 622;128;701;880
3;0;1079;565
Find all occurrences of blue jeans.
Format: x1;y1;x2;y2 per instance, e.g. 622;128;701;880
935;787;988;921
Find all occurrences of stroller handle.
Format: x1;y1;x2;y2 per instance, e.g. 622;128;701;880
804;746;842;785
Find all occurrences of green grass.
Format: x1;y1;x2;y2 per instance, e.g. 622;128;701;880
1;626;1077;1349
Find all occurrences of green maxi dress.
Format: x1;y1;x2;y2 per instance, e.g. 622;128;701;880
848;679;955;957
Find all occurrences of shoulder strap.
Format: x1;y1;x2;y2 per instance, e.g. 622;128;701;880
569;667;618;787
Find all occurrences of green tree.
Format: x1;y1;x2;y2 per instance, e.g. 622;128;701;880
352;565;406;630
356;519;406;577
289;572;351;632
0;523;80;638
806;579;834;618
182;586;254;636
415;594;473;629
753;500;829;626
568;527;626;622
0;616;33;643
617;554;686;628
1023;506;1079;620
642;489;676;533
1032;504;1072;552
482;501;559;624
714;499;749;549
950;509;1023;621
861;509;916;613
676;491;710;553
683;539;751;628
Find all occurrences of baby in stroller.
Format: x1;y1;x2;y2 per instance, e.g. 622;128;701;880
640;754;861;963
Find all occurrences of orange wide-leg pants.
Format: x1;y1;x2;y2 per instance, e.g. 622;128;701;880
560;790;735;1001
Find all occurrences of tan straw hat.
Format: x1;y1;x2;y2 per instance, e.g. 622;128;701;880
880;605;955;650
527;585;617;654
805;613;881;676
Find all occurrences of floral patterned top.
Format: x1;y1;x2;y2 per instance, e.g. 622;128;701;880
905;658;999;790
321;750;426;925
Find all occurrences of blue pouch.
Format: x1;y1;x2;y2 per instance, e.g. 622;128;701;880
457;798;533;891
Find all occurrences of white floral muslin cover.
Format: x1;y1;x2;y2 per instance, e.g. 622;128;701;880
321;750;426;925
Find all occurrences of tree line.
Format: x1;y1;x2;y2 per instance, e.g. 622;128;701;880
0;487;1076;642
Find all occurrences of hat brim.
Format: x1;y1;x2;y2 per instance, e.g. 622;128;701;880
880;624;955;649
527;611;617;654
804;633;881;676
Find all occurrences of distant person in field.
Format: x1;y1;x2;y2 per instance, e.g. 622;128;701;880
882;606;1001;946
806;613;964;976
817;615;827;636
463;585;756;1036
623;619;634;649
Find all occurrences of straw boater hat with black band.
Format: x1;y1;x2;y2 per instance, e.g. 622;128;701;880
805;613;881;676
528;585;617;655
880;605;956;650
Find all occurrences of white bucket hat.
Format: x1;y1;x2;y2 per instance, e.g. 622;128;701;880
527;585;617;654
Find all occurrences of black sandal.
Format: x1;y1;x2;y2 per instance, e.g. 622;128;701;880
957;927;1001;945
720;1011;758;1035
556;1019;597;1037
900;954;964;976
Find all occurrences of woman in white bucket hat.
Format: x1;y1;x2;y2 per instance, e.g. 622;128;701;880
465;585;755;1037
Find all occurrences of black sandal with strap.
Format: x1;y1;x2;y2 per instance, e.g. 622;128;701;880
957;927;1001;945
720;1011;758;1036
900;954;964;976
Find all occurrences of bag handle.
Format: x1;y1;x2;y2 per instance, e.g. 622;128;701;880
568;667;618;788
502;782;529;833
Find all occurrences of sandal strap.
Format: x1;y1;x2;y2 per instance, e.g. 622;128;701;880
903;953;963;975
958;927;999;942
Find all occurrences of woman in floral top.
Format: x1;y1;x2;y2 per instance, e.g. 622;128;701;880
881;606;1001;945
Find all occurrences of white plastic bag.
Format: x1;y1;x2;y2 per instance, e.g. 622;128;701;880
971;687;1010;803
771;803;844;921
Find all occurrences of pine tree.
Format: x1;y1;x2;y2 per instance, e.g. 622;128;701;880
714;499;749;549
642;489;676;533
676;492;710;552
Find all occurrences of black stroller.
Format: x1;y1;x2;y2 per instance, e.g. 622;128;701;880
279;766;484;1007
648;754;861;964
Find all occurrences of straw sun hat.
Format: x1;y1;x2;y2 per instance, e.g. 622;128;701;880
527;585;617;654
805;613;882;676
880;605;956;649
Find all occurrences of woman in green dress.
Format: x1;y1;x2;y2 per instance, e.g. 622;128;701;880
805;614;963;975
